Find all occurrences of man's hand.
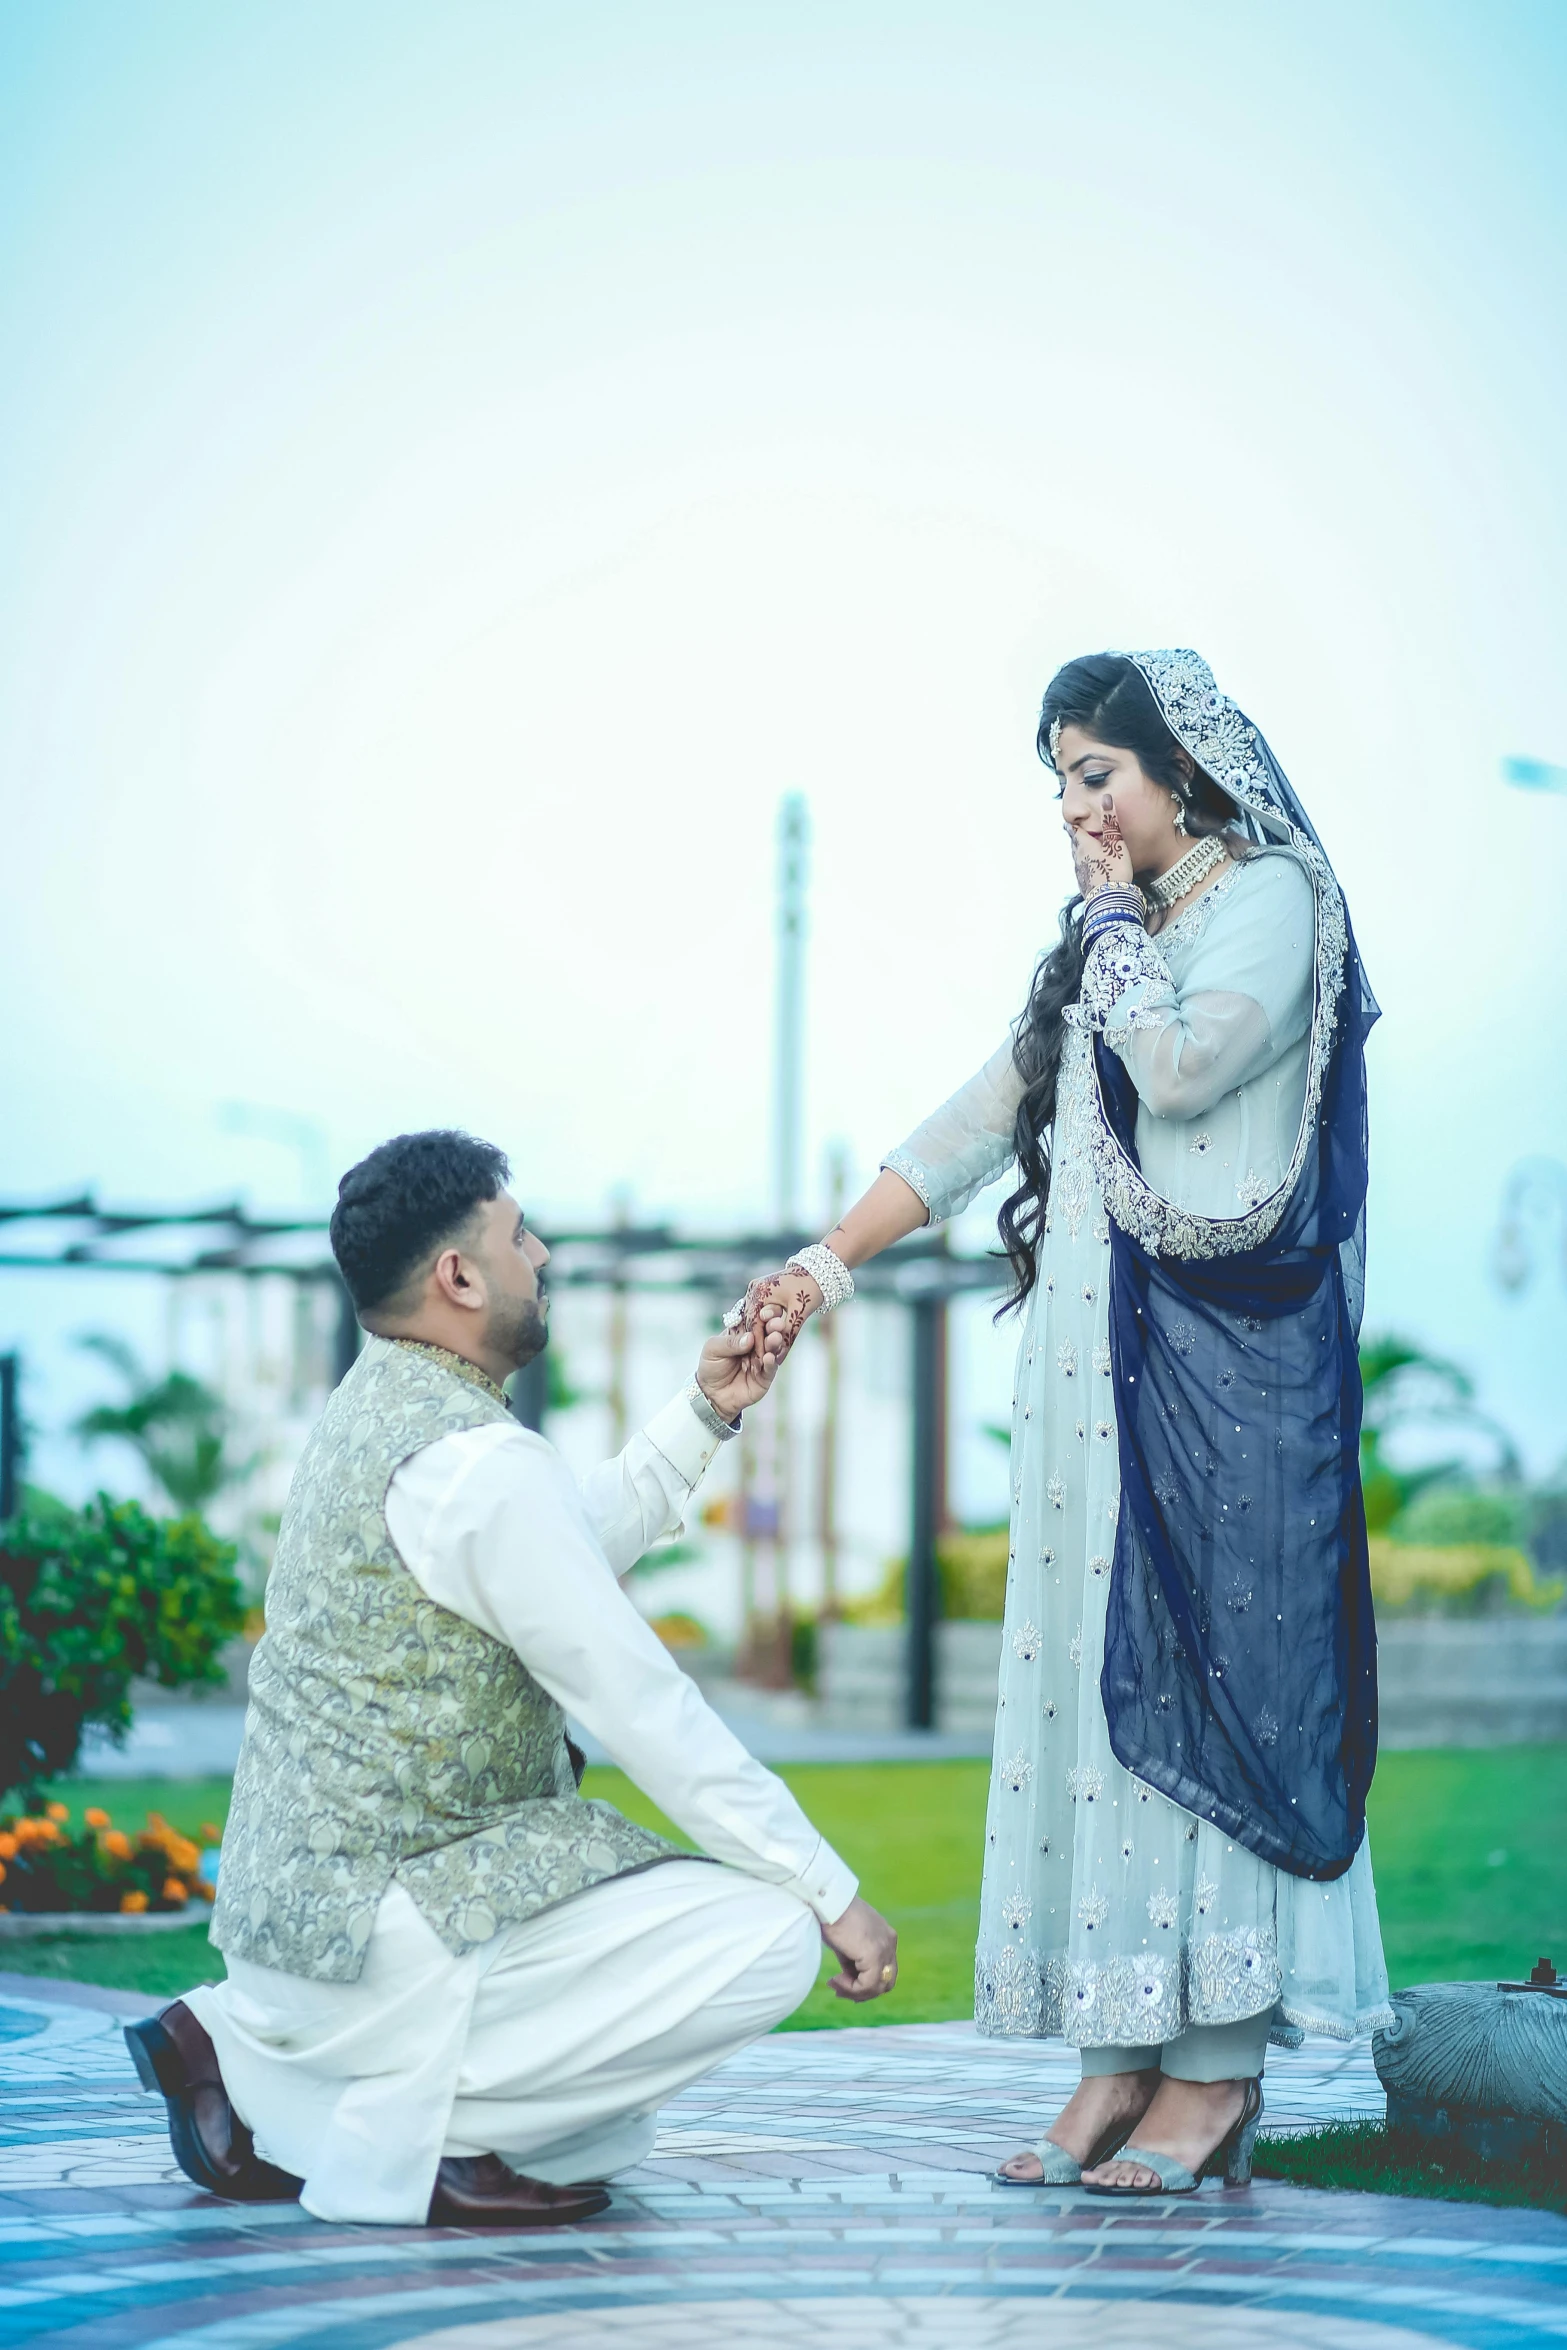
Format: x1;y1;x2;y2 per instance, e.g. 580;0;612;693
820;1894;898;2002
695;1323;785;1423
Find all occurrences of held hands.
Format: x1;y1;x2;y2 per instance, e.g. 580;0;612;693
1068;798;1135;900
739;1269;823;1373
694;1323;786;1423
696;1266;821;1420
820;1893;899;2002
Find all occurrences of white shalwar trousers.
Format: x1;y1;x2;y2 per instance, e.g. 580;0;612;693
185;1860;821;2225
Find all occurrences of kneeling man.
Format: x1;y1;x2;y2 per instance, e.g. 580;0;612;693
128;1131;895;2227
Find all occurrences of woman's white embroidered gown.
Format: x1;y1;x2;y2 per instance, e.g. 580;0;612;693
885;850;1391;2050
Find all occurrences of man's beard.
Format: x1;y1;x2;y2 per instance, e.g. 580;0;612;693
493;1291;550;1371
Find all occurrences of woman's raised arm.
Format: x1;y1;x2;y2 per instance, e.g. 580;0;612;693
825;1166;932;1269
743;1039;1023;1352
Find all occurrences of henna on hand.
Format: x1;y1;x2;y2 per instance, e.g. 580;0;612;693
743;1273;817;1361
1068;800;1133;898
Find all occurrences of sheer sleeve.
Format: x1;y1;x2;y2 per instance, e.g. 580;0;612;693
1078;855;1315;1123
883;1036;1023;1225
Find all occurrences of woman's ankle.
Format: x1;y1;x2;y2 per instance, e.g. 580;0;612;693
1046;2066;1159;2157
1090;2073;1247;2169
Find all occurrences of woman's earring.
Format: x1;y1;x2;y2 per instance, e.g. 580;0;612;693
1172;793;1189;835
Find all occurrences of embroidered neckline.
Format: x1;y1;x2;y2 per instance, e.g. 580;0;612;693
389;1338;509;1406
1087;842;1347;1261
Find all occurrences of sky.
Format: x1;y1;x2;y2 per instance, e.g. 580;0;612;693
3;0;1566;1479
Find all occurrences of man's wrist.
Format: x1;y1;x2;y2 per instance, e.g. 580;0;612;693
686;1379;742;1442
791;1837;859;1924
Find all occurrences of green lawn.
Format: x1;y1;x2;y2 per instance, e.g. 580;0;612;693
4;1749;1565;2023
589;1760;987;2029
1254;2121;1567;2216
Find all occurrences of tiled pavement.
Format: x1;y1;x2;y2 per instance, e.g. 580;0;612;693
1;1978;1564;2349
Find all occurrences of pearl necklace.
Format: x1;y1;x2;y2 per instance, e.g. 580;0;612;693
1145;832;1227;909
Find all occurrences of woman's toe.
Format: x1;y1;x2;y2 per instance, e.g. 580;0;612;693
997;2153;1043;2182
1085;2159;1146;2189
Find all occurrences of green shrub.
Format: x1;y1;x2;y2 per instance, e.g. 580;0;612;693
1391;1484;1529;1550
847;1527;1010;1625
0;1492;244;1802
789;1610;818;1691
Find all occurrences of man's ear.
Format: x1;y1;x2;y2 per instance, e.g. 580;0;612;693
431;1246;486;1313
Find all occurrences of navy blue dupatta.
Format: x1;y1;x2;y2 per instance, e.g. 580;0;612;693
1088;652;1380;1882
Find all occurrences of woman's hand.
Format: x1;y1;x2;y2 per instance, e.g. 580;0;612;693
740;1269;822;1368
1068;799;1135;900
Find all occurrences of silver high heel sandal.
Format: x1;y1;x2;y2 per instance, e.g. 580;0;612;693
1081;2077;1265;2197
993;2112;1142;2188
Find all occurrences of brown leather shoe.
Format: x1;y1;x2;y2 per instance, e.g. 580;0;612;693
124;1999;302;2203
427;2154;611;2228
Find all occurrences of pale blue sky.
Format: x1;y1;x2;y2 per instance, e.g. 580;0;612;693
3;1;1565;1474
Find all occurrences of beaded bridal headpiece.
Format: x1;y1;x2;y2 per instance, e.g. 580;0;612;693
1049;648;1287;840
1114;648;1290;840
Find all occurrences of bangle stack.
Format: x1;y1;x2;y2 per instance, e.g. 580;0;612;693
785;1242;855;1315
1081;886;1146;953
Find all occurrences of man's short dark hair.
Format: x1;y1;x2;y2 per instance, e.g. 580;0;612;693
330;1131;511;1314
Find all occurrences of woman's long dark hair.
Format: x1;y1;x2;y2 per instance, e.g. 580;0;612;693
995;654;1246;1315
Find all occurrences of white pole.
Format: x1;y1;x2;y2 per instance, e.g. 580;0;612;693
773;794;810;1229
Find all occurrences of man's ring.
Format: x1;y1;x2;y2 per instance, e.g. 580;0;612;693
880;1964;895;1983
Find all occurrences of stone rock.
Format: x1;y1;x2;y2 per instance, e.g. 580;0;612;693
1373;1978;1567;2166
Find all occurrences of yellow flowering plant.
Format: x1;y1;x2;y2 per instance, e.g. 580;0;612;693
1367;1537;1565;1614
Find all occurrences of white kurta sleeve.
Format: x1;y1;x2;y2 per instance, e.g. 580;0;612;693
385;1423;858;1924
575;1391;731;1575
882;1035;1025;1224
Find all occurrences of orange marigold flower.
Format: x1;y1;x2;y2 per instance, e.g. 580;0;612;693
102;1830;132;1860
162;1878;187;1904
169;1838;201;1875
0;1861;7;1885
194;1879;216;1902
200;1823;223;1844
120;1890;149;1913
0;1834;16;1861
146;1812;168;1832
46;1801;69;1823
84;1808;110;1830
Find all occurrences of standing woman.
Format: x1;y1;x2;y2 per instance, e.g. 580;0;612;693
745;650;1391;2194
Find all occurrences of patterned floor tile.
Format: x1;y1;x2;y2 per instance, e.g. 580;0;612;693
1;1993;1564;2349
